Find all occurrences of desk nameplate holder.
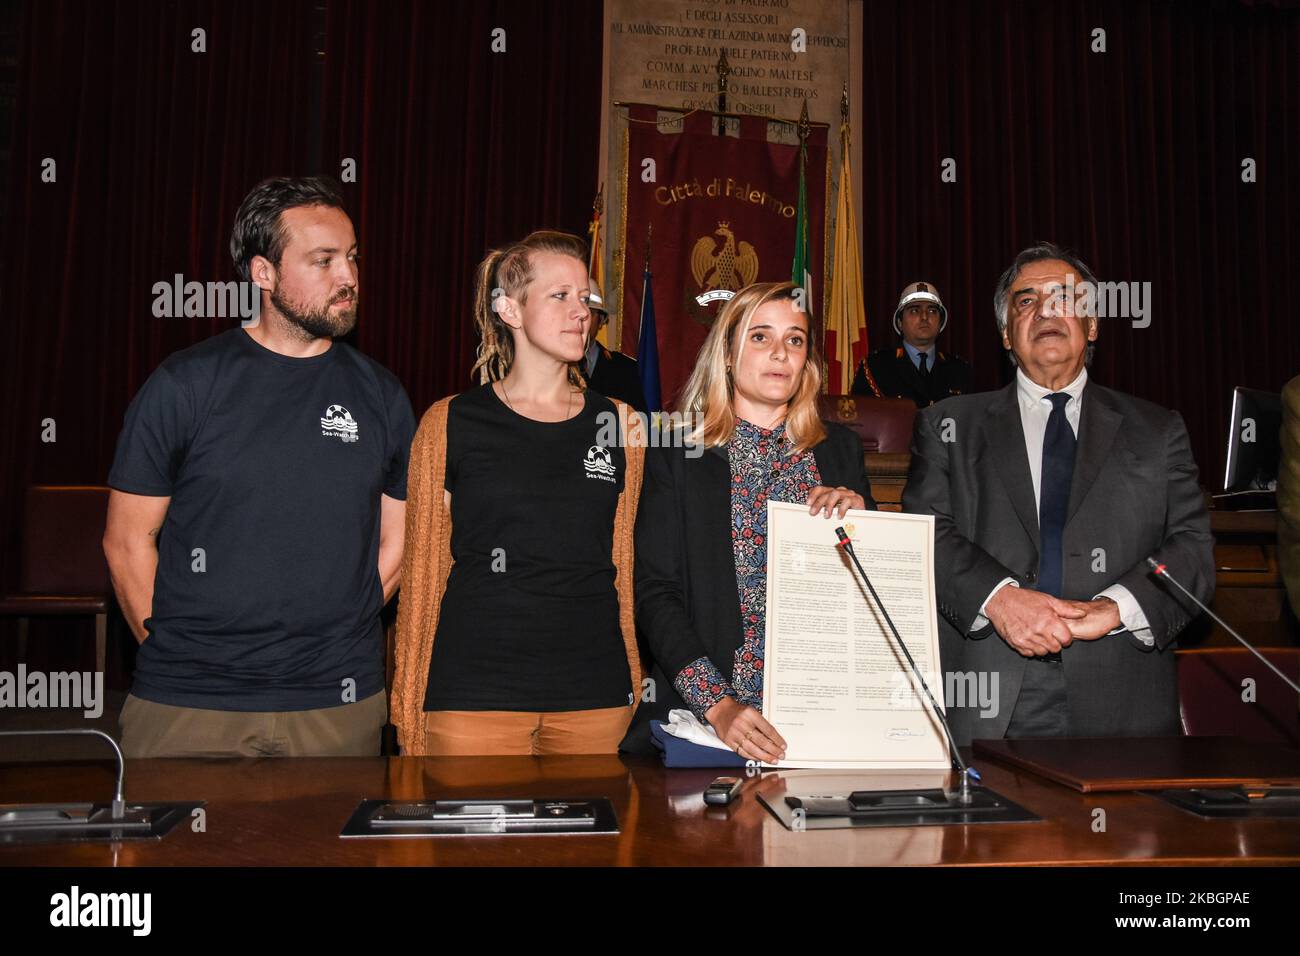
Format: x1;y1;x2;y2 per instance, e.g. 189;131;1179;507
340;798;619;837
759;787;1040;831
1150;786;1300;819
0;802;203;844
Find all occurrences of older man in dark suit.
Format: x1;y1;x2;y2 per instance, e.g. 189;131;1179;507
903;242;1213;745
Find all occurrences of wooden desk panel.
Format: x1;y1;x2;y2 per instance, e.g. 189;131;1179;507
1;754;1296;866
866;452;907;512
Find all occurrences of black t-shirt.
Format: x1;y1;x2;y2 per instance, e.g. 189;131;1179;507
423;384;631;712
107;328;415;711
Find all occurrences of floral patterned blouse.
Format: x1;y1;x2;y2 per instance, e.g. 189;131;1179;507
673;418;822;720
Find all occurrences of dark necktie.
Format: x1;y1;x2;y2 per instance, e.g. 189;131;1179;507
918;351;929;377
1038;392;1077;598
1036;392;1076;662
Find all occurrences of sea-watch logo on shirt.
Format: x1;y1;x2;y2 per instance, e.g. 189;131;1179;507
320;404;359;443
584;445;617;482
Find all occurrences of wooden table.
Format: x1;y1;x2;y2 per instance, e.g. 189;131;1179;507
2;752;1298;866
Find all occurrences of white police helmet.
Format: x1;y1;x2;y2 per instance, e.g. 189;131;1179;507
892;281;948;335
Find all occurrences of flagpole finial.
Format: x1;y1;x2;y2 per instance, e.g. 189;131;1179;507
716;50;731;119
593;183;604;216
840;83;849;124
798;98;810;142
644;222;653;264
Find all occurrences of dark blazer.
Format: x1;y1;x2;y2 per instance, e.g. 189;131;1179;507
902;379;1215;745
853;346;971;407
583;347;648;413
621;421;875;754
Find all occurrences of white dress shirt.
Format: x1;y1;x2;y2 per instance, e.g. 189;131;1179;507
974;367;1154;645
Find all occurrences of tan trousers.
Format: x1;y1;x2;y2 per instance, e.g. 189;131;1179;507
119;691;388;758
423;706;631;756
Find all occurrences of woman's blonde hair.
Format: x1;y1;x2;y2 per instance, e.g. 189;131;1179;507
678;281;826;451
471;230;589;386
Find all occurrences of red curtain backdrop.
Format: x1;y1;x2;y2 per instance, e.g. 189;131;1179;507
0;0;318;590
320;0;604;421
1;0;1297;591
0;0;604;589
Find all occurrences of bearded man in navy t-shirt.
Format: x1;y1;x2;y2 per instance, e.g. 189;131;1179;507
103;176;414;757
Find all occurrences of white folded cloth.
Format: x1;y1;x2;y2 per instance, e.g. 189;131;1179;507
657;708;735;751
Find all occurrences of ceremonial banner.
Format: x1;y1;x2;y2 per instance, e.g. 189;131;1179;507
619;106;829;409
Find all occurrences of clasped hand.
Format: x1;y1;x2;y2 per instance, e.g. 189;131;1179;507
984;586;1120;658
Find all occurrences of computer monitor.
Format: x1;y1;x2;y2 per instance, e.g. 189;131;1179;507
1223;386;1282;493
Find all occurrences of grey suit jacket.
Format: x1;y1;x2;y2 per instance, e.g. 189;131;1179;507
902;380;1214;745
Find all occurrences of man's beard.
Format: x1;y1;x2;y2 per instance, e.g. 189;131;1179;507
271;286;358;340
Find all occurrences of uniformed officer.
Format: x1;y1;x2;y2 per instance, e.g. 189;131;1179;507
578;279;648;412
853;281;972;406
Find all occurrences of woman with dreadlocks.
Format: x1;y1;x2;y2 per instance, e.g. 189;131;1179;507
390;230;646;756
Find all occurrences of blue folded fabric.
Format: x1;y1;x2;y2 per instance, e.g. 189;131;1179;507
649;720;748;768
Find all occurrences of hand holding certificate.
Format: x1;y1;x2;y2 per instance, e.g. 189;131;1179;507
761;501;951;770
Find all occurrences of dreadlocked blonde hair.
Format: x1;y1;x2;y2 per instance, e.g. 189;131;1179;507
678;281;826;451
471;230;590;386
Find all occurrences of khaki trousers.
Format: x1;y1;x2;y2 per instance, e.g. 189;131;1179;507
423;706;631;756
119;691;388;758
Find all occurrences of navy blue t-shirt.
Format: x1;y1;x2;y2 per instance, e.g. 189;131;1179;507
107;328;415;711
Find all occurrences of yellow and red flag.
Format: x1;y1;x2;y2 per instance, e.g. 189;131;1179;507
825;123;869;394
588;185;608;346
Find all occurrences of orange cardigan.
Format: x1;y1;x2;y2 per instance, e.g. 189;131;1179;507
390;394;645;754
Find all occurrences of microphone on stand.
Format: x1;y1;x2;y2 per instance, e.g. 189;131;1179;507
1147;557;1300;696
0;728;125;818
0;728;201;841
834;526;980;804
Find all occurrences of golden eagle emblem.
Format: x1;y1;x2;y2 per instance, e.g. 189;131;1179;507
691;222;759;294
684;222;760;328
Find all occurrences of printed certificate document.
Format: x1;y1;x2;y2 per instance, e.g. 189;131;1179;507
761;501;950;770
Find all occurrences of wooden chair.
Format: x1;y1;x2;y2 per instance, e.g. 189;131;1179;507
817;395;917;511
1176;647;1300;746
0;485;113;672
